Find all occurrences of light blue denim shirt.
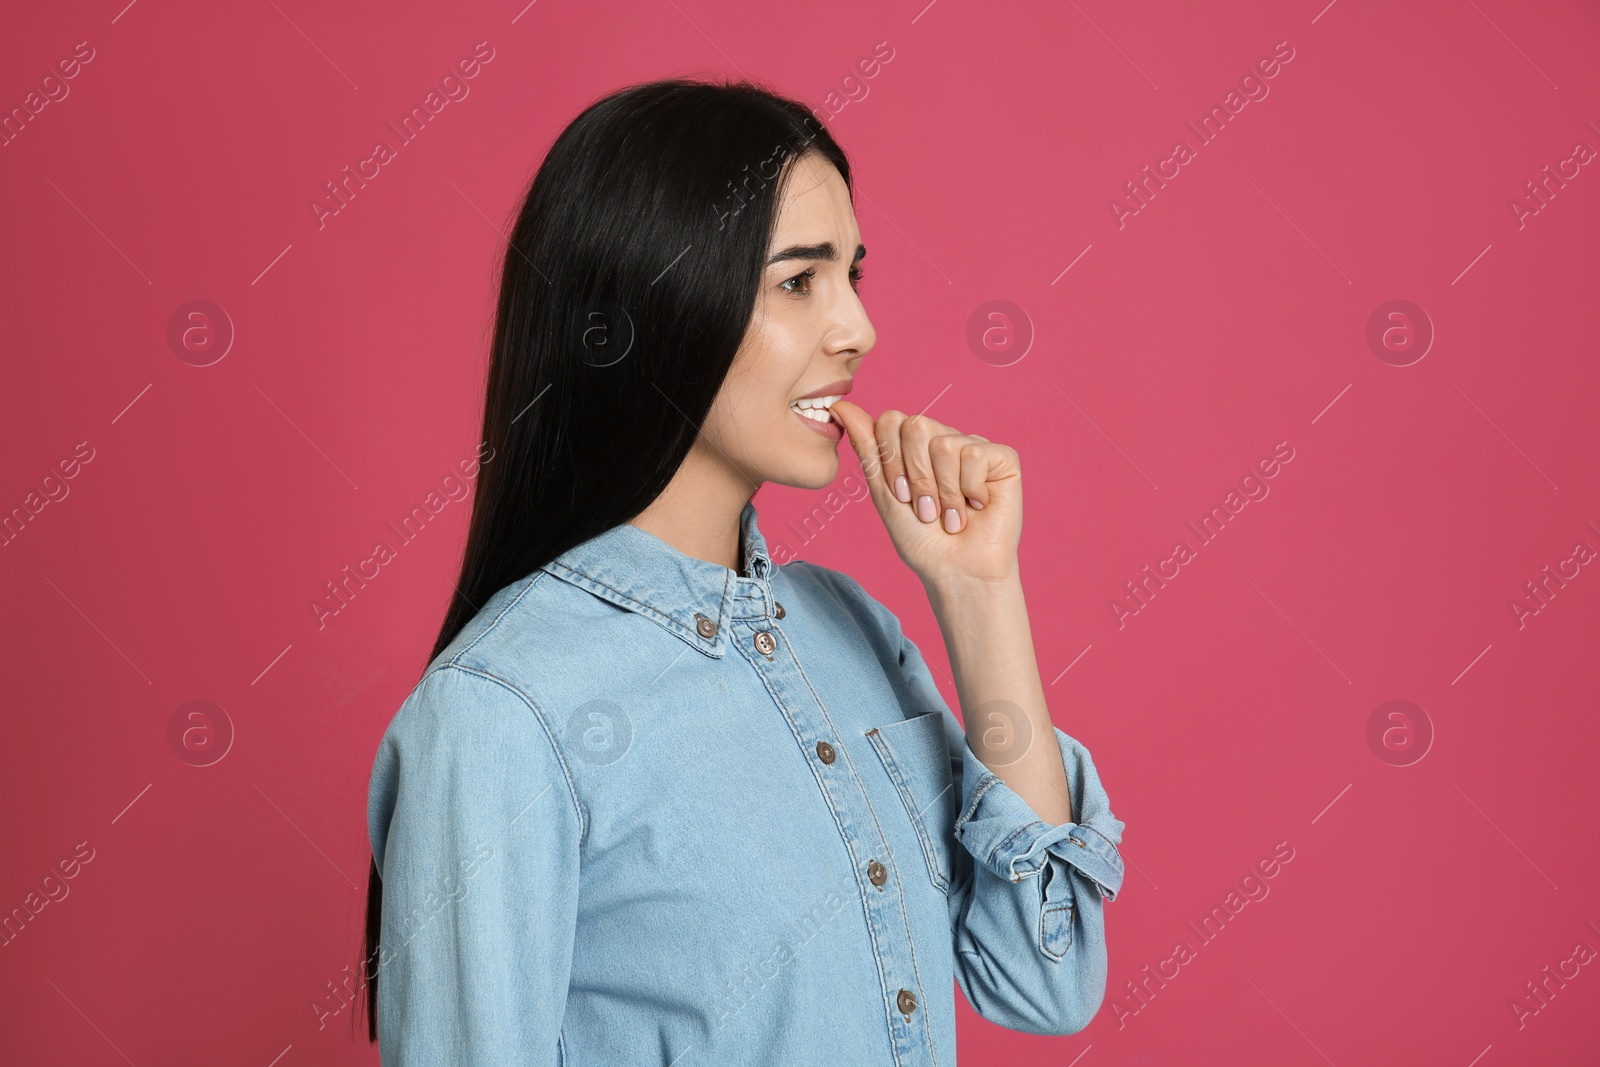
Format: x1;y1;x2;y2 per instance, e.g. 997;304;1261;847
367;499;1125;1065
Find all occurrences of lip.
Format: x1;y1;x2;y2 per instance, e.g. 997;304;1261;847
791;378;853;402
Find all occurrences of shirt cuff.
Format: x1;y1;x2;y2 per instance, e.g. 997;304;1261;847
953;725;1125;901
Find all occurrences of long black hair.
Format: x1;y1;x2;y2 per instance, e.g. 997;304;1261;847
359;76;853;1042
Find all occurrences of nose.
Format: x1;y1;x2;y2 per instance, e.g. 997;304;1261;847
824;282;875;363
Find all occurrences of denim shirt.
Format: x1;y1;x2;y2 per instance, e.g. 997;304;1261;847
367;499;1125;1065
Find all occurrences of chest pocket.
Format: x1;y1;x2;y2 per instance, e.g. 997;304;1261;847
865;712;959;895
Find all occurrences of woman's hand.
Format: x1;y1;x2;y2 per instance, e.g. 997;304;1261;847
830;400;1023;588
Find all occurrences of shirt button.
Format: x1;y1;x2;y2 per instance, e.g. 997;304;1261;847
695;613;718;639
867;860;887;887
753;630;776;656
774;600;786;619
1069;835;1086;848
815;740;835;764
896;989;917;1016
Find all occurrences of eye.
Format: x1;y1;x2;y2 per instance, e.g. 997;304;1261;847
779;265;866;296
780;267;817;295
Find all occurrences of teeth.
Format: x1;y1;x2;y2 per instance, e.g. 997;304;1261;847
790;394;840;423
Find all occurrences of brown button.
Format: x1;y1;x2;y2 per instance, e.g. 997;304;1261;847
815;740;835;764
896;989;917;1016
753;630;776;656
695;613;717;639
867;860;887;887
774;600;786;619
1069;836;1086;848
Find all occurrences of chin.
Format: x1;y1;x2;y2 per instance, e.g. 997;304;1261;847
765;451;841;491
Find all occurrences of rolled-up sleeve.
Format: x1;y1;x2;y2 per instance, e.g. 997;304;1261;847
824;566;1126;1036
367;663;584;1065
950;725;1125;1034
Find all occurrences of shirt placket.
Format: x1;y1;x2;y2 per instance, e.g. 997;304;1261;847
723;577;940;1067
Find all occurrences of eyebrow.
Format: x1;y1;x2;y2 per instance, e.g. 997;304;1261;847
766;242;866;268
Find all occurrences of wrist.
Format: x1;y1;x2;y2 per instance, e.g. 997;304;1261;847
922;565;1024;605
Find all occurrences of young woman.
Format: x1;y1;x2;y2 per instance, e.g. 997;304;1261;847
362;77;1125;1064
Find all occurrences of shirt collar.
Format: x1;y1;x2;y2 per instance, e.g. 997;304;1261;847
539;499;776;658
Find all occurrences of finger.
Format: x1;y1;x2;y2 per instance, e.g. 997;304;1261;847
827;400;888;504
929;433;974;533
959;441;1002;511
898;414;953;524
872;409;910;505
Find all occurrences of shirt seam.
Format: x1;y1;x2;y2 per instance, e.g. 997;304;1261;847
448;570;545;666
430;661;589;847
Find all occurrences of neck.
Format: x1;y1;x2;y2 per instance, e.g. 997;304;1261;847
629;440;759;573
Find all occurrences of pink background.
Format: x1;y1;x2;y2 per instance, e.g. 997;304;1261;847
3;0;1598;1063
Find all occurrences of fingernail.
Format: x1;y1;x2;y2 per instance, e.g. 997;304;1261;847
966;496;984;510
916;495;937;522
943;507;960;533
893;475;911;503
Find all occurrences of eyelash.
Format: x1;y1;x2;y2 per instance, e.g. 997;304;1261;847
780;265;865;295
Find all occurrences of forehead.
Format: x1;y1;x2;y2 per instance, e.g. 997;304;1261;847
770;153;858;245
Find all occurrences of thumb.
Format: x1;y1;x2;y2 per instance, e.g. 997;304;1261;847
828;399;883;490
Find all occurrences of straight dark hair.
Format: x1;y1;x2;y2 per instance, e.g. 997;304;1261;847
359;77;852;1042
